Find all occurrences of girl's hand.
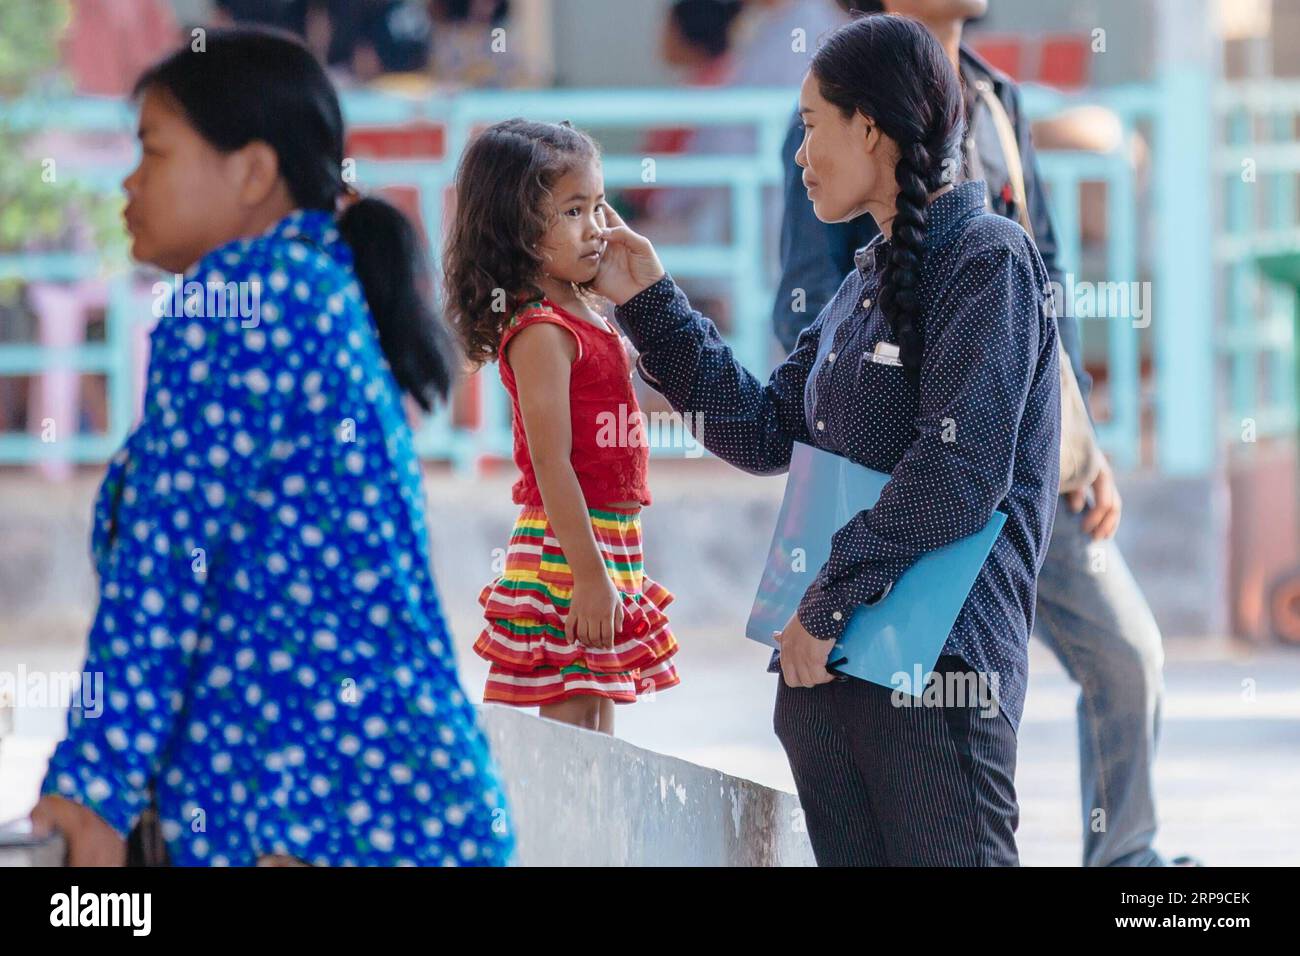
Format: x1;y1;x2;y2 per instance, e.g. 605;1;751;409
774;612;837;688
566;570;626;650
30;794;127;866
592;204;665;306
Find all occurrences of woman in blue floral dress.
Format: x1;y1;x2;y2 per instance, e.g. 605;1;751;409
29;28;515;867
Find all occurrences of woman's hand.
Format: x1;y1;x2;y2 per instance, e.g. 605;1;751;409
566;569;626;650
774;612;837;688
592;204;665;306
30;794;127;866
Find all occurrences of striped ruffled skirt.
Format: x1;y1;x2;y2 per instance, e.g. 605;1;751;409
473;505;680;705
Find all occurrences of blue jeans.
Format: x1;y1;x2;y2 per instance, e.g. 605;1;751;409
1033;495;1167;866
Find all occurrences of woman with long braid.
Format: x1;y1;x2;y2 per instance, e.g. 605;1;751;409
593;14;1060;865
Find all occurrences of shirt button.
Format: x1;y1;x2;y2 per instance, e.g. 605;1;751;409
816;420;825;431
832;611;843;622
862;297;872;309
827;352;836;363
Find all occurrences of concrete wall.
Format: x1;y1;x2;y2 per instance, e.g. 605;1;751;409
0;458;1230;651
480;705;814;866
0;831;64;867
0;708;813;867
1106;469;1230;639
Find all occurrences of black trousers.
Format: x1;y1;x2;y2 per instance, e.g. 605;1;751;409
773;655;1020;866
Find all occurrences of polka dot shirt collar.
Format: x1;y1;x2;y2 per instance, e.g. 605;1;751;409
853;179;989;277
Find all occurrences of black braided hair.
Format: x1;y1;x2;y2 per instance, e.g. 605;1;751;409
810;14;965;386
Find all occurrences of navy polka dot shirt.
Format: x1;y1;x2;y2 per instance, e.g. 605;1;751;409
615;180;1061;731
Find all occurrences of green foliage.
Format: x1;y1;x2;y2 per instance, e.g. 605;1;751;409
0;0;125;268
0;131;125;256
0;0;70;95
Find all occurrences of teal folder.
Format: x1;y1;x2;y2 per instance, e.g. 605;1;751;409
746;441;1006;693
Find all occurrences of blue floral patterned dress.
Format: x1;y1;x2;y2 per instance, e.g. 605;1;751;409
41;209;515;866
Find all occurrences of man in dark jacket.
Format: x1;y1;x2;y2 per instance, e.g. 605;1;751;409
773;0;1195;867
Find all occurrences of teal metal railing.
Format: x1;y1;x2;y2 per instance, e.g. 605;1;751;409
1215;80;1300;451
0;95;137;467
341;87;795;469
0;77;1259;476
1020;83;1152;471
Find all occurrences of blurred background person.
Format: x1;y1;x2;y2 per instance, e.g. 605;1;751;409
429;0;532;88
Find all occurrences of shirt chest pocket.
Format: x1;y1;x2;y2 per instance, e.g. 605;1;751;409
844;333;917;463
852;333;910;400
808;303;906;448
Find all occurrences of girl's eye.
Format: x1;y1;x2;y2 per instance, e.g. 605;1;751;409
566;207;582;218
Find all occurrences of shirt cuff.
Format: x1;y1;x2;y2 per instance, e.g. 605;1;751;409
796;579;894;641
635;353;662;388
612;274;681;354
796;579;850;641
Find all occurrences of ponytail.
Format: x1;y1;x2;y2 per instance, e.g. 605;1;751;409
337;196;456;412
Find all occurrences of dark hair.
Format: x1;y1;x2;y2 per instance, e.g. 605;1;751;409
442;118;600;368
133;27;454;411
811;14;964;385
355;1;434;73
433;0;511;25
835;0;885;12
670;0;743;59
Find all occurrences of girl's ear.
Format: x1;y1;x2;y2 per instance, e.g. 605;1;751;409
233;140;283;207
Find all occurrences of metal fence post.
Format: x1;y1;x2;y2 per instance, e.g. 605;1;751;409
1153;0;1218;475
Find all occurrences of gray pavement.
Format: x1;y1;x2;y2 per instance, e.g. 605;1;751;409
5;628;1297;865
604;636;1300;866
2;466;1295;864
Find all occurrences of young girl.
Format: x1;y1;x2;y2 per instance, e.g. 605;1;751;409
30;28;514;867
444;119;680;735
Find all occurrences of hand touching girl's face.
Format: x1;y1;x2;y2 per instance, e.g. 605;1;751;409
536;160;608;287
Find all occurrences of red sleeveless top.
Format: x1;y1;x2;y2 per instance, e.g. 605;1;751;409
498;299;652;508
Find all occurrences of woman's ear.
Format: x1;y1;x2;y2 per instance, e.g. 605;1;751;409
861;117;881;155
233;140;283;207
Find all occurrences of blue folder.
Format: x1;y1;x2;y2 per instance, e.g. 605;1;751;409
745;441;1006;693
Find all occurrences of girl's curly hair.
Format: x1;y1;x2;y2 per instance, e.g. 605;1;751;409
442;118;601;368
